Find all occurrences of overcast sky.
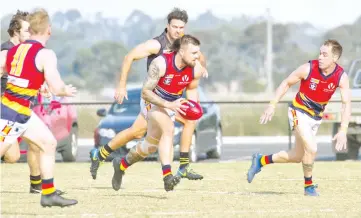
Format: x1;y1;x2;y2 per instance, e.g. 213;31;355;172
1;0;360;29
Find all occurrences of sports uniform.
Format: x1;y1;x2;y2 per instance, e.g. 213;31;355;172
141;51;194;121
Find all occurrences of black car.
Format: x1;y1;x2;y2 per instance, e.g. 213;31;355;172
94;86;223;162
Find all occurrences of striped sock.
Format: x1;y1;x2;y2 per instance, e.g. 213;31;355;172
120;157;130;172
304;176;313;188
42;178;55;195
179;152;189;170
162;165;172;178
30;175;41;188
99;144;113;161
260;154;274;167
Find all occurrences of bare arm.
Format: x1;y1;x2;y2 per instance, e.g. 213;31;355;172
0;50;7;77
118;39;161;87
141;56;168;107
37;49;68;96
186;64;203;102
270;63;310;105
198;51;206;68
338;73;351;131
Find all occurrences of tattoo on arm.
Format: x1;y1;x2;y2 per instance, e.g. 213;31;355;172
142;59;167;107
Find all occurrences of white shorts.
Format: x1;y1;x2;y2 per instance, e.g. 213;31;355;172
0;112;37;144
288;107;322;138
140;98;176;121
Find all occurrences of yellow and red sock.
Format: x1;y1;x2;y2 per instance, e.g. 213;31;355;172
42;178;56;195
304;176;313;188
260;154;274;167
162;165;172;177
120;157;129;171
30;175;41;188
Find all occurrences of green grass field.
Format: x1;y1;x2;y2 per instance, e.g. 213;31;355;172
1;162;360;217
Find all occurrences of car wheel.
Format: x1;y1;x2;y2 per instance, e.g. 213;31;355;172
61;127;78;162
189;132;198;162
207;126;223;159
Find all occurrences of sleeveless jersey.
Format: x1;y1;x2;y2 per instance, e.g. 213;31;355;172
290;60;344;120
146;29;171;71
153;52;194;102
1;40;15;95
1;40;45;123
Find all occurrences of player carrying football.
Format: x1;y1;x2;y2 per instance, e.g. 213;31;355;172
247;39;351;196
111;34;205;191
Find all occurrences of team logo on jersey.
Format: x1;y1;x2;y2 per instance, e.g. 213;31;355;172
310;78;320;84
163;74;174;85
323;82;336;92
178;75;190;85
309;78;319;91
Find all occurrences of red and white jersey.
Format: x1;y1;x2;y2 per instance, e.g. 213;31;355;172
2;40;45;123
153;52;194;101
290;60;344;120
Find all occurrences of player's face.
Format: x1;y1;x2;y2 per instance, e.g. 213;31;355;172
18;20;30;42
167;19;185;41
318;45;337;69
180;44;200;67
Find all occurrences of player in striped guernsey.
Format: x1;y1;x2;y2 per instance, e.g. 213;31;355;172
0;8;77;207
247;39;351;196
1;10;64;196
90;8;208;182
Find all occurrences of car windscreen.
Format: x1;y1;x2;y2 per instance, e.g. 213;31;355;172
108;90;141;115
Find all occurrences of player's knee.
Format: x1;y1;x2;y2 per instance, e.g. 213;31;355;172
3;152;20;163
42;136;57;153
137;139;158;156
292;155;304;163
304;144;317;155
162;123;174;136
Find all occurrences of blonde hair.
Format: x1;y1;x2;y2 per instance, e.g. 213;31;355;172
28;8;50;35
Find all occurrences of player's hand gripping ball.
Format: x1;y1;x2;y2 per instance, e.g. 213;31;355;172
179;99;203;120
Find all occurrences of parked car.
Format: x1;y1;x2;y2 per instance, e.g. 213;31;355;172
19;94;79;162
94;86;223;162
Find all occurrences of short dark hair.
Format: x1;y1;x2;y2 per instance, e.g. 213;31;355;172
7;10;29;37
323;39;343;59
167;8;188;24
171;34;200;52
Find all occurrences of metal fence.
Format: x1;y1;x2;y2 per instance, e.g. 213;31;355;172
39;99;351;150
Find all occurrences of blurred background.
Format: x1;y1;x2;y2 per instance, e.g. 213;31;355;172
1;0;361;163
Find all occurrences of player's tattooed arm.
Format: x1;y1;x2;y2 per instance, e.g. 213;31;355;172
141;56;167;107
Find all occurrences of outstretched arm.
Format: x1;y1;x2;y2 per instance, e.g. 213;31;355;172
260;63;310;124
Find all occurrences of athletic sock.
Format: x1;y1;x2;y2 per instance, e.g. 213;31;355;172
30;175;41;188
179;152;189;170
304;176;313;188
98;144;113;161
162;165;172;178
42;178;55;195
260;154;274;167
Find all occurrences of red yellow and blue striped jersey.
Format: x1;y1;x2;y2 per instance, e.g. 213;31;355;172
290;60;344;120
1;40;45;123
153;52;194;102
